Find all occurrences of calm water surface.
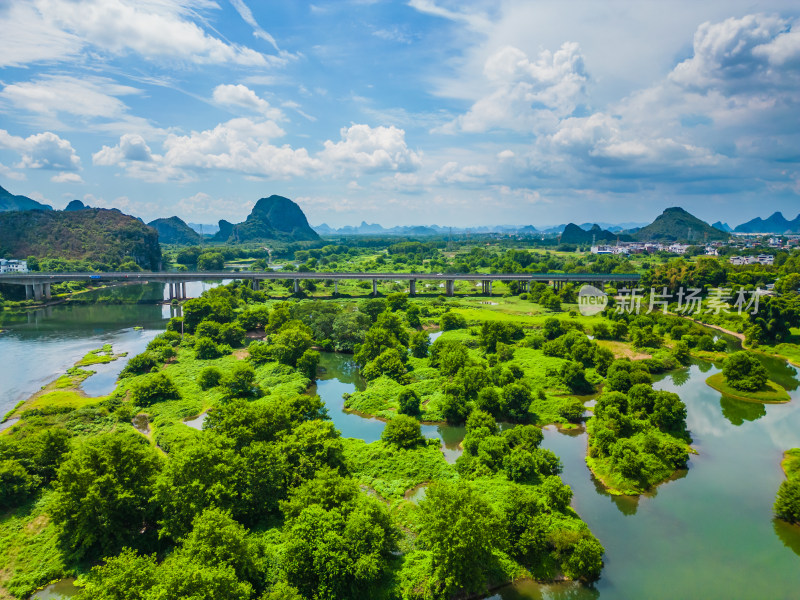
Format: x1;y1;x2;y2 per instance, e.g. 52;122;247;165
5;295;800;599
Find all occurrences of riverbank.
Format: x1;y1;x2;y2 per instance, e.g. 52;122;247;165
2;346;125;424
705;372;790;403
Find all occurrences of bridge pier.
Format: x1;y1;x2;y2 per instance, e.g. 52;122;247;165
334;280;338;295
44;283;51;300
25;285;32;300
445;279;454;297
372;279;378;296
293;279;300;294
409;279;416;297
252;279;259;291
32;283;43;301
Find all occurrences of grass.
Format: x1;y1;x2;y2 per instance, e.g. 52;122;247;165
781;448;800;481
0;493;73;599
756;330;800;367
705;372;790;403
595;339;652;360
342;438;456;500
23;390;109;412
75;344;122;366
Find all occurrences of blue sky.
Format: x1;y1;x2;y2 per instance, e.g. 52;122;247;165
1;0;800;228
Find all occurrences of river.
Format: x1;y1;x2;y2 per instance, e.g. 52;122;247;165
2;293;799;599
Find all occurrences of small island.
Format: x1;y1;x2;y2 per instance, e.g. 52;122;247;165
775;449;800;525
706;351;790;403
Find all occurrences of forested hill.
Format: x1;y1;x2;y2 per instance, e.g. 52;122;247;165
0;208;161;270
0;185;52;212
147;216;202;245
634;207;729;242
213;195;319;243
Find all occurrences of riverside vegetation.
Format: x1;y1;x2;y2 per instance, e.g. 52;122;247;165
1;239;799;598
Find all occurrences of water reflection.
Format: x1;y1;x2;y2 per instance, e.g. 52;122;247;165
772;518;800;558
31;578;79;599
489;580;599;600
719;396;767;426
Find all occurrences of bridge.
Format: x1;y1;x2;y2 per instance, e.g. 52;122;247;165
0;271;641;301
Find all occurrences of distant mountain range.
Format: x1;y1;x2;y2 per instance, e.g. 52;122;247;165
734;212;800;234
0;185;52;212
560;223;633;244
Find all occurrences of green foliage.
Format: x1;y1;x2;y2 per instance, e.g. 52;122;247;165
410;329;431;358
398;387;421;416
440;311;467;331
415;480;502;597
131;372;180;406
79;548;158;600
51;431;163;560
0;207;161;269
0;459;36;508
722;351;769;392
282;470;396;600
501;382;534;422
194;336;224;360
270;326;314;367
296;348;320;380
198;366;222;390
220;362;261;399
381;415;425;449
119;352;159;378
197;251;225;270
362;348;409;383
775;480;800;524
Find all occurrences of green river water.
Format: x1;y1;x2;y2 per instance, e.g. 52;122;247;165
1;288;798;599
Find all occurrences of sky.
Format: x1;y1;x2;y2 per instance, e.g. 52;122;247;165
1;0;800;228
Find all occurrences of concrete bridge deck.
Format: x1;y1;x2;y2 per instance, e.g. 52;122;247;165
0;271;640;300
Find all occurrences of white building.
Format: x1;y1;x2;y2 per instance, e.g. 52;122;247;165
729;255;774;266
590;245;614;254
0;259;28;273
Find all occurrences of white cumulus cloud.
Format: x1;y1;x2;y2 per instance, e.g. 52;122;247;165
212;84;285;120
320;124;422;173
0;129;81;171
441;43;588;134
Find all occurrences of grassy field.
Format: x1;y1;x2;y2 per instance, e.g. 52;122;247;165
705;372;790;403
0;493;71;600
782;448;800;480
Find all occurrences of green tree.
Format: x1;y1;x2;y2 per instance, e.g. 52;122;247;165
361;348;409;383
410;329;431;358
722;351;769;392
220;363;260;399
78;547;158;600
475;386;502;417
0;459;36;508
197;252;225;271
775;480;800;524
297;349;320;380
397;387;421;416
381;415;425;448
440;311;467;331
563;537;604;581
501;382;533;422
51;432;162;559
416;481;501;597
198;366;222;390
270;326;313;367
194;336;223;360
131;372;180;406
